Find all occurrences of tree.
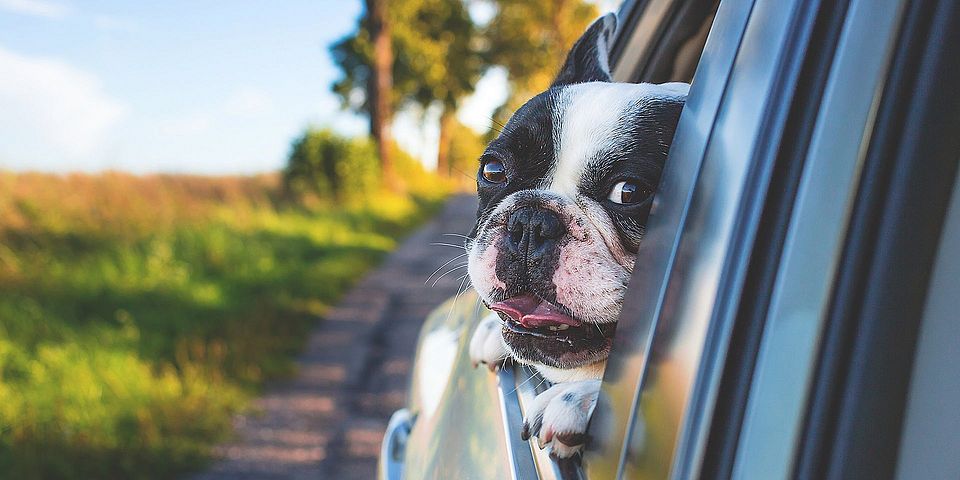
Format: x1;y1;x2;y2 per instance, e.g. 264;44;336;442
366;0;396;189
331;0;482;178
329;1;398;190
484;1;597;119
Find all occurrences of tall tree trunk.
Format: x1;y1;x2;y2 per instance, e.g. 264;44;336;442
436;107;456;178
365;0;399;191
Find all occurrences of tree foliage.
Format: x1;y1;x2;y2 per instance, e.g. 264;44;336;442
325;0;600;178
283;129;380;203
331;0;482;176
331;0;481;117
484;0;598;113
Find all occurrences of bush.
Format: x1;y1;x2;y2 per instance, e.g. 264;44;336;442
283;128;461;206
282;129;381;203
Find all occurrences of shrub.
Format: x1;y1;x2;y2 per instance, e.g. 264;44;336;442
282;128;381;203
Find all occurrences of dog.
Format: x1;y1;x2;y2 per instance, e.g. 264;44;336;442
466;13;688;458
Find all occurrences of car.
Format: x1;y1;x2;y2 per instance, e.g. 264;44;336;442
380;0;960;477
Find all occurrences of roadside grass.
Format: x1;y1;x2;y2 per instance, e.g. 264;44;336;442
0;171;448;479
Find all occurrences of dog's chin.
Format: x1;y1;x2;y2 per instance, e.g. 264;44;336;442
497;308;616;371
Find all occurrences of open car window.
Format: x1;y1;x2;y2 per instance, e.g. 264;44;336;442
496;0;724;477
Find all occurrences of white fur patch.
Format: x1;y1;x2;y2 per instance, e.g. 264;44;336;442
523;380;601;458
466;233;506;297
546;82;688;198
468;312;510;368
550;198;633;325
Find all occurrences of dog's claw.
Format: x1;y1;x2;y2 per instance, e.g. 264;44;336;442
556;432;588;447
520;423;531;441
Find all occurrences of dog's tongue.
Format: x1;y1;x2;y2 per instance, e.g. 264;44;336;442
490;295;581;328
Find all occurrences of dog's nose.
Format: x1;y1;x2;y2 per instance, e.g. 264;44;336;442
506;207;566;258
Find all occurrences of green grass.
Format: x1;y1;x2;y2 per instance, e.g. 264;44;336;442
0;172;448;479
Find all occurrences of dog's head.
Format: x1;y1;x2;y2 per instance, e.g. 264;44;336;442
466;13;687;381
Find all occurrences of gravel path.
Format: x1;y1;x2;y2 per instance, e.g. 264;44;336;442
189;194;478;480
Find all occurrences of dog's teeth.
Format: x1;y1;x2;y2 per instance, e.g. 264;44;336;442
556;324;569;331
549;326;558;331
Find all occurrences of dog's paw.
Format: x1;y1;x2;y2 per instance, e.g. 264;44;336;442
521;380;601;458
469;312;509;371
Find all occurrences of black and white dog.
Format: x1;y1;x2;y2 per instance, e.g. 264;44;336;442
467;13;687;458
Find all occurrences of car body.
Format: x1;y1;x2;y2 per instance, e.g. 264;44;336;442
380;0;960;478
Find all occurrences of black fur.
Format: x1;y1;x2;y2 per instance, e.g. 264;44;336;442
552;14;617;87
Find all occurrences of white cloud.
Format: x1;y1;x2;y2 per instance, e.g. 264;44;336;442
0;0;70;18
0;45;126;167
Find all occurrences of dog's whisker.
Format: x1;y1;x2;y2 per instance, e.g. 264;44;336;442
429;242;468;251
431;264;468;287
444;274;472;325
450;165;480;182
533;374;550;392
506;369;540;395
441;233;474;240
452;272;470;282
424;253;468;285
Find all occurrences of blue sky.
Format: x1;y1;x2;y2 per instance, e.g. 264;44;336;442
0;0;381;174
0;0;615;174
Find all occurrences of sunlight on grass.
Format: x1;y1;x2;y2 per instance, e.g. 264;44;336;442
0;172;449;479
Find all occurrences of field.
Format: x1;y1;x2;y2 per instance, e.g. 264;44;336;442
0;171;447;479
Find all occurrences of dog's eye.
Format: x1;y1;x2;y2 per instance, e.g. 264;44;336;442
608;180;651;205
480;158;507;184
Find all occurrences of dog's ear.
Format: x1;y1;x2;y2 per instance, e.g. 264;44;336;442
552;13;617;87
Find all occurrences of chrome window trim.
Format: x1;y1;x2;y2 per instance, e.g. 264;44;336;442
497;365;577;480
730;0;908;477
496;366;540;480
499;365;590;480
514;367;579;480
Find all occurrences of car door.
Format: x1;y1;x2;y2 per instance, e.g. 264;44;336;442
588;0;960;479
